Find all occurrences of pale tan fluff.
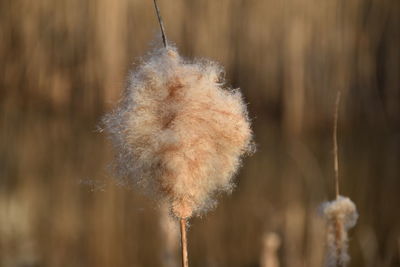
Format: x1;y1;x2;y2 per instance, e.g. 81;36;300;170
322;196;358;267
103;46;253;218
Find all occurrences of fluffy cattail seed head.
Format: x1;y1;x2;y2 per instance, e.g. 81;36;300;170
103;46;253;218
321;196;358;267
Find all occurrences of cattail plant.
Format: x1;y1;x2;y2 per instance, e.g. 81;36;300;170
102;1;253;266
321;91;358;267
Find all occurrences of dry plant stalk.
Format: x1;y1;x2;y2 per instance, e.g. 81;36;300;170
333;91;341;199
159;203;179;267
321;91;358;267
260;232;281;267
180;218;189;267
103;1;253;266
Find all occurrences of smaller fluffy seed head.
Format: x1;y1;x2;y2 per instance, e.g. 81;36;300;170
103;46;254;218
321;196;358;267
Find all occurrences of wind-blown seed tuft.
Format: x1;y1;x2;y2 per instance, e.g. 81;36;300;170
321;196;358;267
103;46;254;218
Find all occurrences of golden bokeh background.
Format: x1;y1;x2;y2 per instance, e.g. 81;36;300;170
1;0;399;266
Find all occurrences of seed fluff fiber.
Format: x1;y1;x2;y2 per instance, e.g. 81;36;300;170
103;46;253;219
321;196;358;267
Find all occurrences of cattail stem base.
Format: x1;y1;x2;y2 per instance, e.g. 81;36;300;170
180;218;189;267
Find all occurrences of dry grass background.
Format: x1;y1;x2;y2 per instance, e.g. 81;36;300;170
0;0;399;266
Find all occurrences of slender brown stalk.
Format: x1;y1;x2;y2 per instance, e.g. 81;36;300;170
333;90;341;200
333;90;343;267
153;0;168;48
321;91;357;267
180;218;189;267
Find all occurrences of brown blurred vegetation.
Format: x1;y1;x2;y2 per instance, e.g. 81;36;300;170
1;0;399;266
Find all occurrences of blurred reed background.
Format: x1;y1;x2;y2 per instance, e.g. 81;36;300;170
0;0;399;266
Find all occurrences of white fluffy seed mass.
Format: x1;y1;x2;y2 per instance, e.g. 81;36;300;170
103;47;253;218
321;196;358;267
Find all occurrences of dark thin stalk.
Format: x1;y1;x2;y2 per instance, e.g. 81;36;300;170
153;0;168;48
